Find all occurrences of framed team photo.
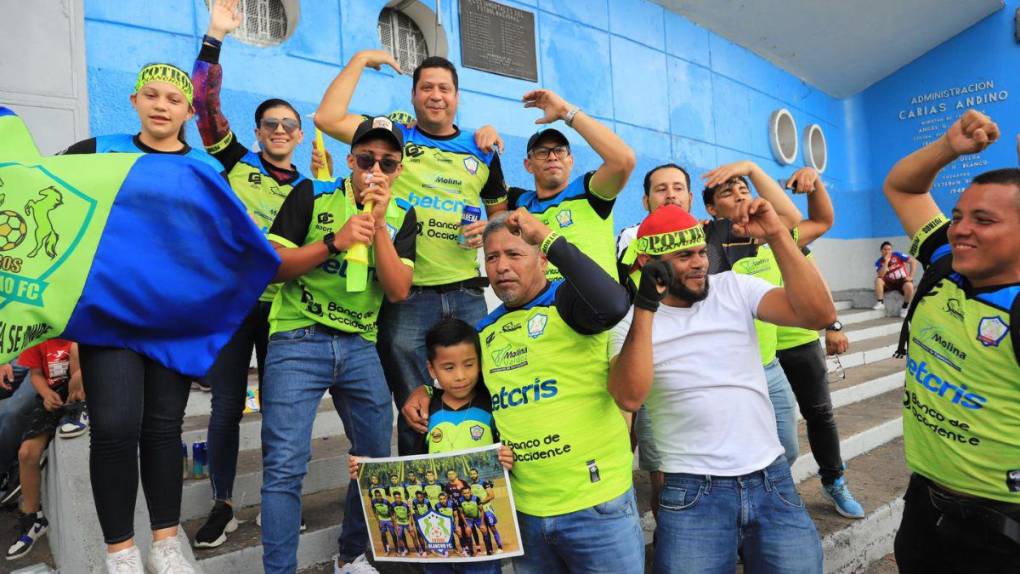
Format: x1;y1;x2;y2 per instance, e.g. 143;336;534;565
356;444;524;563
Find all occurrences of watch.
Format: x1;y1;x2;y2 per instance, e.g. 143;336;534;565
825;321;843;332
323;232;341;255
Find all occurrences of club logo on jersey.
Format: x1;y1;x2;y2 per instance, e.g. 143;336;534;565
527;313;548;339
976;316;1008;347
404;143;425;158
416;510;454;552
463;157;479;175
430;427;444;443
317;212;334;225
555;209;573;228
470;425;484;441
248;173;262;185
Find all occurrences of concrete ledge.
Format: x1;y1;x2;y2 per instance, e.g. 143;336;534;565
199;524;340;573
792;418;903;483
822;498;904;574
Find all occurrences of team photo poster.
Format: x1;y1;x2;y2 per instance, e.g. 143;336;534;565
356;444;524;563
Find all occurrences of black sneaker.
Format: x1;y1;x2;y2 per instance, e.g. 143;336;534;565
6;510;48;560
0;466;21;507
193;501;238;549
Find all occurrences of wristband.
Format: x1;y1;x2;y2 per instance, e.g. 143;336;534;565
202;34;223;48
563;106;580;127
540;232;561;255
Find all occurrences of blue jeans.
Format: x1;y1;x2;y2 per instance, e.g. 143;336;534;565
376;285;487;455
206;302;270;501
260;327;393;573
764;359;799;466
0;364;34;470
513;487;644;574
653;457;822;573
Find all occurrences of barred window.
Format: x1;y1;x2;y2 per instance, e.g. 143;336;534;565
378;8;429;71
206;0;296;47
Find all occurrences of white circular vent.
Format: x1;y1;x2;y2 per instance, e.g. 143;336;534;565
768;108;798;166
803;123;828;173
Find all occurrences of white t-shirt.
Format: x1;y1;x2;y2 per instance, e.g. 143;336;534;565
609;271;784;476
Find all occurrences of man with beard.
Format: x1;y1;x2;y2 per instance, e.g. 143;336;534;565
608;204;834;573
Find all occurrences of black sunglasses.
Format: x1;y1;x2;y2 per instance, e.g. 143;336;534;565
259;117;300;135
354;153;401;174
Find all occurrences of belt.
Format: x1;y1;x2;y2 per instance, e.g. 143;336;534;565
418;277;489;293
924;477;1020;546
308;323;357;338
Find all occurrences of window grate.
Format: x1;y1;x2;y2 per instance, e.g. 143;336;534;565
206;0;289;47
378;8;428;71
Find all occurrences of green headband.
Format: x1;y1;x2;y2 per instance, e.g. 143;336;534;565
135;64;194;105
635;227;706;256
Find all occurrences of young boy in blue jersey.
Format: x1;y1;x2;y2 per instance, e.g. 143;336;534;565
351;318;512;572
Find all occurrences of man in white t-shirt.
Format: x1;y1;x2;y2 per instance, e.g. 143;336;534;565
608;204;833;573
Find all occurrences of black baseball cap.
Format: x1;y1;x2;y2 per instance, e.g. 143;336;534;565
526;128;570;153
351;116;404;151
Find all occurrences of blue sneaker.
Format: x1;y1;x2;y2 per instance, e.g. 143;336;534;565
821;477;865;518
6;511;48;560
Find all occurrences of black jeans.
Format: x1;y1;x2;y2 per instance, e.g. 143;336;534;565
79;345;191;544
205;301;270;501
895;474;1020;573
776;340;844;483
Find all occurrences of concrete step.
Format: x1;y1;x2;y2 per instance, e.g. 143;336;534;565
827;334;900;373
834;300;853;312
865;553;898;573
837;308;886;326
842;318;903;344
791;389;903;483
181;395;342;454
810;438;909;574
811;357;904;416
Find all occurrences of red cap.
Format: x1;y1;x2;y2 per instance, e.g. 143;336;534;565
635;205;706;256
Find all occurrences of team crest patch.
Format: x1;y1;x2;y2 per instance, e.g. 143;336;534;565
470;425;484;441
463;157;479;175
416;510;455;552
976;316;1009;347
430;428;444;443
527;313;548;339
556;209;573;228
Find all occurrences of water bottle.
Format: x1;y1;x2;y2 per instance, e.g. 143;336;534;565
459;205;482;245
192;441;205;479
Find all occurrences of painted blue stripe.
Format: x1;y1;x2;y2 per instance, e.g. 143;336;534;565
63;153;279;377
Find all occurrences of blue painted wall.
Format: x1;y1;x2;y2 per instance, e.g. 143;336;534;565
82;0;1013;242
854;0;1019;238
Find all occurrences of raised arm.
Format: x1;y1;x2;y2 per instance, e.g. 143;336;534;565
523;89;636;199
314;50;401;143
192;0;242;149
704;161;802;229
884;109;1000;237
786;167;834;247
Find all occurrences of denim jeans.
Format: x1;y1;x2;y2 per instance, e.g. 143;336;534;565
0;364;34;471
205;301;270;501
376;285;487;455
764;359;799;466
777;341;844;483
653;457;822;573
513;487;644;574
260;327;393;573
78;345;191;544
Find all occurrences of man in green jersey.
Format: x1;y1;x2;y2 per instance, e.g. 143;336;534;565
508;89;636;281
883;110;1020;572
390;492;413;557
387;474;408;501
423;470;445;506
315;51;508;456
190;0;318;548
405;208;641;572
259;117;417;574
369;490;396;555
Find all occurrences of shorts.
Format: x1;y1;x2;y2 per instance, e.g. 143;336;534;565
21;386;70;442
883;277;907;293
484;510;498;526
463;516;483;529
395;524;411;538
379;522;396;536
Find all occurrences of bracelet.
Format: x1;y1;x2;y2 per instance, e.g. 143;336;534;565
563;106;580;127
202;34;223;48
540;232;561;254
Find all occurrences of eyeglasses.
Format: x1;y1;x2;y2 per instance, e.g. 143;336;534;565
826;354;846;384
259;117;300;135
529;145;570;160
354;153;401;174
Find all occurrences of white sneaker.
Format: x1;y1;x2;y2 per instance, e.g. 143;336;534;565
872;301;884;310
146;537;196;574
899;307;908;318
105;546;144;574
334;553;379;574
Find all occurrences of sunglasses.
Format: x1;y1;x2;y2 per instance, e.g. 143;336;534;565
259;117;300;135
354;153;401;174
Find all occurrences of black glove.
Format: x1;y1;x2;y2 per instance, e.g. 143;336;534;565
634;260;674;312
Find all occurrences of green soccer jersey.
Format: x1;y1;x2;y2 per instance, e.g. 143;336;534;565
729;244;783;365
388;484;408;501
371;500;392;520
404;481;424;499
478;281;632;516
390;123;506;286
469;480;491;511
424;390;496;454
776;240;822;351
266;178;417;339
392;501;411;525
509;173;616;281
412;499;431;516
903;214;1020;502
424;482;445;506
459;495;482;519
